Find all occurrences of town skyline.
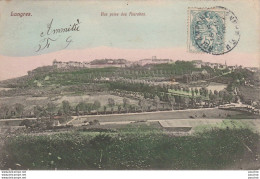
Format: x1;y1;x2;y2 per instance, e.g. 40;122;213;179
0;46;259;81
52;57;255;71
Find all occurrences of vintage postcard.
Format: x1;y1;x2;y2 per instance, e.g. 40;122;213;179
0;0;259;172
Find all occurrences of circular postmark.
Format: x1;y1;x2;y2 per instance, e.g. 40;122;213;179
191;7;240;55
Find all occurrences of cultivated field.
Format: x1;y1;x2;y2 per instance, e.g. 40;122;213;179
0;93;138;112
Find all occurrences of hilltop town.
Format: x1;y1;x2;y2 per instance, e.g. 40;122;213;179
52;56;172;69
51;56;258;72
0;56;259;121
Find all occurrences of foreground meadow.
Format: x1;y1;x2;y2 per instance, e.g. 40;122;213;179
1;123;259;170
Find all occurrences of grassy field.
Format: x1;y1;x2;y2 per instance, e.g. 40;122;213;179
1;124;259;170
239;86;260;101
0;93;137;114
193;119;259;133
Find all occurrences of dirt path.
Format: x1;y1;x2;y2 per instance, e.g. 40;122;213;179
69;108;244;125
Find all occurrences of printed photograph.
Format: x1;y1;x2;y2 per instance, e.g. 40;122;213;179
0;0;259;170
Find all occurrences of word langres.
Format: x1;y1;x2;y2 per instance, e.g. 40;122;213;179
10;11;32;17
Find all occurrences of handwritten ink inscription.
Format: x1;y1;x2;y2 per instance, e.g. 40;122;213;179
36;19;81;52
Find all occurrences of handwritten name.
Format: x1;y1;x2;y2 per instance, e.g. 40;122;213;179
43;19;81;36
11;11;32;17
36;19;81;52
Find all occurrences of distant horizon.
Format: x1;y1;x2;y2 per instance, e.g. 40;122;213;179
53;57;256;67
0;46;259;81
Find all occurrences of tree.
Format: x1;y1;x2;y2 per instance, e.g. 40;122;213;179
219;90;224;97
196;96;202;106
195;88;199;95
93;100;101;110
0;105;10;119
199;88;203;96
93;100;101;114
214;90;219;96
234;96;239;103
138;98;147;112
209;90;214;101
103;106;107;114
225;93;234;103
201;87;208;97
108;98;115;107
175;96;181;109
57;109;63;116
20;119;33;128
191;90;195;106
62;100;71;116
191;88;195;96
76;102;86;115
167;95;175;110
186;87;190;93
123;98;130;113
118;105;121;113
34;105;45;119
209;92;217;105
205;88;209;97
153;95;160;111
183;97;190;108
108;98;115;114
46;102;56;119
14;103;24;118
85;103;93;114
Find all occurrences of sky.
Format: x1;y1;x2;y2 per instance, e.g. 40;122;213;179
0;0;259;80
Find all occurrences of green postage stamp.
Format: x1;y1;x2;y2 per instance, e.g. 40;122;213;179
188;7;240;55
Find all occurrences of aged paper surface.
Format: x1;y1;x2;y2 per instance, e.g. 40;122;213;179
0;0;259;171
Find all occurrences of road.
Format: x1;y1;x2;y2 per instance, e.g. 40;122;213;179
68;108;244;125
0;107;257;128
205;71;232;81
